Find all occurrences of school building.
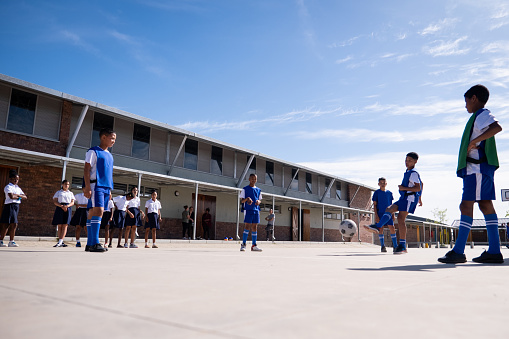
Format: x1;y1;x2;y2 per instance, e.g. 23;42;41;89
0;73;449;245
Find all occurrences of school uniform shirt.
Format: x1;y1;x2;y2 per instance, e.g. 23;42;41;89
145;199;162;214
240;185;262;212
466;108;498;177
399;169;421;203
4;183;25;204
85;146;113;189
372;189;393;216
106;198;115;212
53;190;75;204
74;193;89;208
127;196;141;209
113;195;128;211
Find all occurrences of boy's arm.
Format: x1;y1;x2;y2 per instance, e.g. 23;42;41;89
468;121;502;152
398;182;421;193
83;163;92;199
373;201;379;222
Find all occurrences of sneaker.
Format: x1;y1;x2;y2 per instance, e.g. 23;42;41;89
240;243;246;251
76;242;81;247
145;244;150;248
381;246;387;253
438;250;467;264
228;237;233;241
117;244;123;248
0;241;7;247
472;250;504;264
393;244;407;254
152;244;158;248
108;244;112;248
123;243;128;248
363;224;380;234
129;243;138;248
183;237;188;240
251;245;262;252
89;243;107;252
8;241;19;247
224;237;229;241
85;245;91;252
53;243;62;247
61;243;68;247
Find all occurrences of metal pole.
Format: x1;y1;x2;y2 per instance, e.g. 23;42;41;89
236;191;240;240
193;182;198;240
357;212;361;242
299;200;302;242
272;195;275;242
322;204;325;242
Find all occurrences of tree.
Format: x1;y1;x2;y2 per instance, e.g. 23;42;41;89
431;208;448;224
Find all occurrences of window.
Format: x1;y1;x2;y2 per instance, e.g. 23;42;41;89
132;124;150;159
184;139;198;170
247;156;256;177
336;182;342;200
91;112;114;147
290;168;298;191
324;179;331;199
265;161;274;186
306;173;312;194
259;203;281;214
7;88;37;134
211;146;223;175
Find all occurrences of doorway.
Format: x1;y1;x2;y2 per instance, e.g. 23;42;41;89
192;193;217;239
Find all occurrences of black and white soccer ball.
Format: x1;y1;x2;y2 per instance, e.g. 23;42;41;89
339;219;357;237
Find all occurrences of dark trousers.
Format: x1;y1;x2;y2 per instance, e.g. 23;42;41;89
182;222;190;237
203;225;210;240
266;225;274;240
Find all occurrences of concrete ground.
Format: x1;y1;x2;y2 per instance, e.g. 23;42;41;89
1;238;508;339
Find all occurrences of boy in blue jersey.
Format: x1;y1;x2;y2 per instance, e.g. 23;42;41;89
239;174;262;252
439;85;504;264
83;128;116;253
364;152;422;254
372;177;398;252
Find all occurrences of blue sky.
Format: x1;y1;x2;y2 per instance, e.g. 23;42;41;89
2;0;509;222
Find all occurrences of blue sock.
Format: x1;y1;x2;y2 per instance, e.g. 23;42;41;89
376;212;392;228
242;229;249;245
391;233;398;248
86;219;91;246
453;215;472;254
485;213;501;254
379;234;385;247
91;216;101;246
399;238;406;249
252;231;257;246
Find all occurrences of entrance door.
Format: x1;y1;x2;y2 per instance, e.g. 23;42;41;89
301;209;310;241
291;207;299;241
192;193;217;239
0;165;18;214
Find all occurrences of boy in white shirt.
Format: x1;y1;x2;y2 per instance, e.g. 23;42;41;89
0;170;27;247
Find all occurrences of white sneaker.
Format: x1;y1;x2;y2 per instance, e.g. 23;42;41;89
0;241;7;247
123;243;128;248
240;243;246;251
8;241;19;247
251;245;262;252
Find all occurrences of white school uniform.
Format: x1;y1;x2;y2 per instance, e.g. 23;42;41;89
4;183;25;204
53;190;75;204
145;199;162;214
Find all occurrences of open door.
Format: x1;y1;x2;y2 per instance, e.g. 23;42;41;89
192;193;217;239
291;207;299;241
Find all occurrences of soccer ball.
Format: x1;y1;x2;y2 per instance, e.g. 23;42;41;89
339;219;357;238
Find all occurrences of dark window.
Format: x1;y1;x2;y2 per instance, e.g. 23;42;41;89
265;161;274;186
132;124;150;159
306;173;312;194
91;112;114;147
324;179;331;199
247;156;256;177
290;168;299;191
7;88;37;134
184;139;198;170
336;182;342;200
211;146;223;175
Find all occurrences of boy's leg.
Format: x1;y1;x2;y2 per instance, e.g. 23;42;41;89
76;225;81;243
438;200;472;263
365;205;397;233
8;223;17;241
131;226;137;244
124;226;131;246
145;228;149;247
394;211;409;254
378;227;386;250
478;200;501;254
152;228;156;243
0;223;6;246
388;224;398;248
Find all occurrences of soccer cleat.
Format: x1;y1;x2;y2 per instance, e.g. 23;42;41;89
393;244;407;254
438;250;467;264
76;242;81;247
381;246;387;253
89;243;107;252
8;241;19;247
129;243;138;248
152;244;158;248
85;245;91;252
363;224;380;234
251;245;262;252
240;243;246;251
472;250;504;264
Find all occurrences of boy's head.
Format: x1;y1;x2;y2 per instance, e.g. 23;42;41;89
9;170;19;184
405;152;418;170
378;177;387;190
99;128;116;149
184;205;188;210
249;173;257;186
205;208;210;213
464;85;489;113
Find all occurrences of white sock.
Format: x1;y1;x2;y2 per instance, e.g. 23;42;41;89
58;239;63;245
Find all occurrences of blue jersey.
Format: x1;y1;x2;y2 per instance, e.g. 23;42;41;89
241;185;262;212
399;169;421;201
86;146;114;189
372;189;393;216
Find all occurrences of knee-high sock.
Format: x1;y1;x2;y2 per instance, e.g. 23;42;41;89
485;213;501;254
242;229;249;244
90;216;101;246
453;215;472;254
391;233;398;248
86;219;91;246
399;238;406;249
379;234;385;247
252;231;257;246
376;212;392;228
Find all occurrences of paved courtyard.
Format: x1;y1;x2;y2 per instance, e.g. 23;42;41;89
1;238;508;339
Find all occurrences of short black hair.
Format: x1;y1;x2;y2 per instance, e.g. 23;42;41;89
249;173;257;178
62;179;69;184
464;84;489;104
378;177;386;182
8;169;18;178
205;208;210;212
99;128;115;137
184;205;188;209
406;152;419;160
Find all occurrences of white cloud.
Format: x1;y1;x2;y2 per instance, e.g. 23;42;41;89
419;18;459;36
481;41;509;54
424;37;470;57
336;56;353;64
59;30;100;55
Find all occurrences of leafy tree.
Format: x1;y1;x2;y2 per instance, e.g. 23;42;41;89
431;208;448;224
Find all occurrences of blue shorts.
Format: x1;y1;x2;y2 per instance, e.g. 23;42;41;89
462;173;495;201
396;196;418;214
244;210;260;224
377;212;394;226
87;184;111;210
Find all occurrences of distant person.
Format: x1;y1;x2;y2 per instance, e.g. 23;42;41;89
70;192;89;247
112;193;132;248
83;127;116;252
52;180;75;248
102;194;114;248
439;84;504;264
202;208;212;240
372;177;398;252
0;170;27;247
182;205;190;239
125;187;144;248
144;191;162;248
364;152;422;254
240;173;262;252
188;206;195;240
265;208;275;241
